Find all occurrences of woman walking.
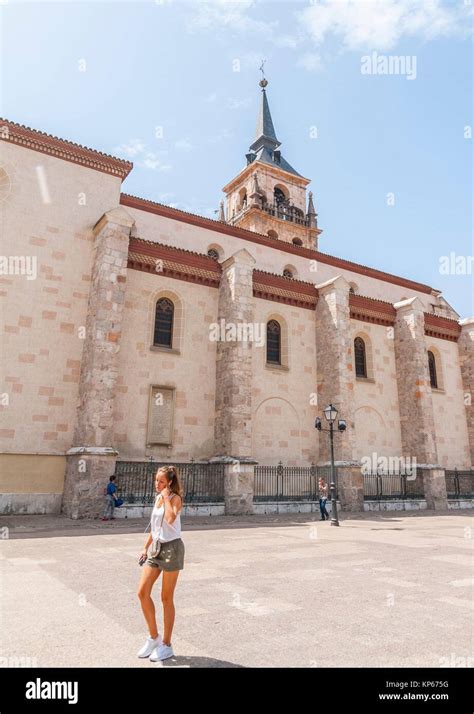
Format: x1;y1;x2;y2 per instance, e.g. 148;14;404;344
137;465;185;662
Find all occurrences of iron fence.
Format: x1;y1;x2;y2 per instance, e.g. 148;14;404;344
254;462;336;502
114;461;225;505
363;470;424;500
445;469;474;499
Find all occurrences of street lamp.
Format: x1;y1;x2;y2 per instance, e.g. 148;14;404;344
315;403;346;526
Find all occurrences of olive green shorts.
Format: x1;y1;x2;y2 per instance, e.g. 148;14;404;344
146;538;185;572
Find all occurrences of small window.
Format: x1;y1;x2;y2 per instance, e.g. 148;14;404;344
154;298;174;347
354;337;367;378
267;230;278;239
266;320;281;364
283;268;293;279
207;249;219;260
292;238;303;247
428;351;438;389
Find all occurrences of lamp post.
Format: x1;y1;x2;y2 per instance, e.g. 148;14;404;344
315;404;346;527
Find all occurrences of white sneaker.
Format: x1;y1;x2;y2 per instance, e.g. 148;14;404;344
150;642;174;661
137;635;162;658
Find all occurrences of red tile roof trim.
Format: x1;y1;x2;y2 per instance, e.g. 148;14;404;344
0;119;133;180
120;193;435;295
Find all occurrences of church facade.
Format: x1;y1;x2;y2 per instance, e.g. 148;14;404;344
0;80;472;517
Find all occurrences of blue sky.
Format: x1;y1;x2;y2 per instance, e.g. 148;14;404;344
1;0;472;316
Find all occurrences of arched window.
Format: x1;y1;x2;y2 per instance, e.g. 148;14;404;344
154;298;174;347
292;238;303;247
354;337;367;378
238;187;247;211
428;350;438;389
267;230;278;239
283;268;293;279
274;187;286;205
266;320;281;365
207;249;219;260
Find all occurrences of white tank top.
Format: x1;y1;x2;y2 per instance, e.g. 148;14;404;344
150;493;182;543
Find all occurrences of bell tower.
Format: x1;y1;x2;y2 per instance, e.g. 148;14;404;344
221;76;322;250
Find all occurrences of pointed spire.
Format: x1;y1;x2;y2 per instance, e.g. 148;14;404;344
249;77;280;154
307;191;318;228
218;200;226;222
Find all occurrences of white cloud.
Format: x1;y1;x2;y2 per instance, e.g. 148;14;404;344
207;128;234;144
114;138;146;158
159;192;176;202
175;138;193;151
227;97;251;109
299;0;472;52
115;139;172;171
183;0;284;43
186;0;261;32
296;53;323;73
142;152;172;171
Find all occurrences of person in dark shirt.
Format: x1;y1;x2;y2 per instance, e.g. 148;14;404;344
102;475;118;521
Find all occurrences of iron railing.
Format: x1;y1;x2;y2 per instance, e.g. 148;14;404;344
229;203;309;228
363;470;424;500
262;203;309;226
114;461;225;505
445;469;474;499
254;462;336;502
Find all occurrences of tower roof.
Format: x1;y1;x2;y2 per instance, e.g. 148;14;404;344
251;85;280;150
246;78;301;178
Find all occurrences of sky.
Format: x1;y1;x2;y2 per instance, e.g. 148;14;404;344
1;0;472;316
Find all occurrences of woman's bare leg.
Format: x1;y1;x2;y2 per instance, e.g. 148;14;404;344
161;570;180;646
137;565;162;639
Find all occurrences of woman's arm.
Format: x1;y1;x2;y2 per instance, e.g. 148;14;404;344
162;491;182;525
142;533;152;553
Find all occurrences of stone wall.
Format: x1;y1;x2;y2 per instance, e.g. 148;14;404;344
214;249;255;458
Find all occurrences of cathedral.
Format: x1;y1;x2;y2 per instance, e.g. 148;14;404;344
0;78;472;518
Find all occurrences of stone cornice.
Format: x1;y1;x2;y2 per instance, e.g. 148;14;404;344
253;270;318;310
424;313;462;342
349;295;461;341
0;119;133;180
349;294;396;326
120;193;435;295
124;244;463;341
127;237;221;288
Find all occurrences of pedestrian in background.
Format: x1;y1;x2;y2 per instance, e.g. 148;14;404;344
318;477;330;521
102;475;118;521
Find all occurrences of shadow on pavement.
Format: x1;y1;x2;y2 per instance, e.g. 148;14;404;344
159;655;243;668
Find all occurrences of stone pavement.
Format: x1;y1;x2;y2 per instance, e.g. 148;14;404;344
0;510;473;668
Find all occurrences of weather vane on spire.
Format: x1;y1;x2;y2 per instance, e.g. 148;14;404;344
259;59;268;89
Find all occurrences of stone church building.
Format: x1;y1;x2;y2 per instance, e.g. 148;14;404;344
1;79;472;517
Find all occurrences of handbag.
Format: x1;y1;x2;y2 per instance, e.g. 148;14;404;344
149;495;169;558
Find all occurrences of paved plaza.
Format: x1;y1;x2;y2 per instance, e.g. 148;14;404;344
1;511;473;668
